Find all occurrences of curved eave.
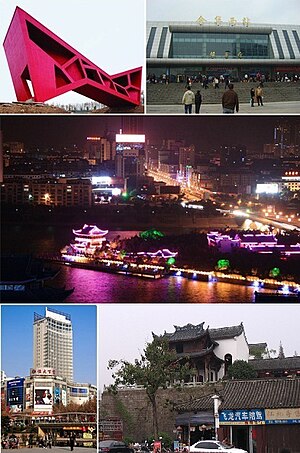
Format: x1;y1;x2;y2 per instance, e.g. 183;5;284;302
147;58;300;66
177;348;224;363
73;231;108;238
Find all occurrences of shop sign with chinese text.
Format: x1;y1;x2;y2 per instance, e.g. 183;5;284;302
220;409;265;425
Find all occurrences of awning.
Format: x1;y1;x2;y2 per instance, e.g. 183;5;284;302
175;411;214;426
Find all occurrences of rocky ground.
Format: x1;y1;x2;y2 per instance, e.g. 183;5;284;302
92;104;144;113
0;102;68;114
0;102;144;114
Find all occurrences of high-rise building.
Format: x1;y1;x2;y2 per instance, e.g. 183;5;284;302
115;133;146;179
84;136;112;164
33;308;73;382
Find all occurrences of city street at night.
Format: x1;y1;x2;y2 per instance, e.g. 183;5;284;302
1;115;300;302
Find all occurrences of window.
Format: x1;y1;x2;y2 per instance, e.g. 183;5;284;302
225;354;233;374
175;343;183;353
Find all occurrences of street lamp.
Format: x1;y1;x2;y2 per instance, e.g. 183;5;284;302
211;395;221;441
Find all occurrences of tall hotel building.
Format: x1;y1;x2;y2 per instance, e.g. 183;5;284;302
33;308;73;382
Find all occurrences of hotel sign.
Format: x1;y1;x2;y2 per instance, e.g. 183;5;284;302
265;408;300;425
220;409;265;425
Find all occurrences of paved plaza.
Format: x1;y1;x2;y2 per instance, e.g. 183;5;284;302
12;448;97;453
146;100;300;114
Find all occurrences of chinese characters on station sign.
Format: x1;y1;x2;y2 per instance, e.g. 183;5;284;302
196;16;207;25
196;16;250;27
229;17;237;26
220;409;265;425
215;16;222;26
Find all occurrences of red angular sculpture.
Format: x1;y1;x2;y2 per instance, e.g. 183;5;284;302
3;7;142;107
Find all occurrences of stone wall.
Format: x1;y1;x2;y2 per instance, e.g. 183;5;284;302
100;382;224;442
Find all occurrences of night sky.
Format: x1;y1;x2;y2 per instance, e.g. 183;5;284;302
1;115;298;152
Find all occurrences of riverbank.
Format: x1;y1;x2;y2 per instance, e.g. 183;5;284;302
44;255;300;295
1;204;237;231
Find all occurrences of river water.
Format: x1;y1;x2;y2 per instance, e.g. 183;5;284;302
2;224;263;303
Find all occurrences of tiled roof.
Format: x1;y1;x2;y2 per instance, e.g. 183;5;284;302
166;323;206;342
177;394;214;412
221;378;300;409
250;356;300;371
166;323;244;342
249;343;268;350
209;323;244;340
176;349;224;363
177;378;300;411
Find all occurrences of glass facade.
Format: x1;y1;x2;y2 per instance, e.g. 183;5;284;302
170;32;272;59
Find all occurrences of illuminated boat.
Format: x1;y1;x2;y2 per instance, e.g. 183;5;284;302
0;255;74;302
254;291;300;303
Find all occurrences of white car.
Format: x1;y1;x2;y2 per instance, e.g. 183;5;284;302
189;440;248;453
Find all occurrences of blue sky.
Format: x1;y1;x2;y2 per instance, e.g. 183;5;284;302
1;304;97;384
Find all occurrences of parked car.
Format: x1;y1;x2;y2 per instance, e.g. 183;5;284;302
189;440;248;453
100;440;134;453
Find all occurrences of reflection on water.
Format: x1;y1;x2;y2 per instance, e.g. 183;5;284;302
53;266;256;303
2;224;257;303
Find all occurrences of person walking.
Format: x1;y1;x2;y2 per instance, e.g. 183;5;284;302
182;86;195;114
250;87;255;107
69;433;76;451
255;84;264;106
28;434;34;448
195;90;202;113
222;83;239;113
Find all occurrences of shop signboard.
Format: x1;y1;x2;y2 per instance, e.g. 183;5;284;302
265;408;300;424
83;432;93;447
219;409;265;425
99;419;123;441
7;378;25;412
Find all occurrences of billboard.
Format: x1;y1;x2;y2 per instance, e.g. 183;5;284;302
256;183;279;194
62;388;67;406
7;378;25;412
54;385;61;405
70;387;88;395
116;134;145;143
34;386;53;411
25;385;33;409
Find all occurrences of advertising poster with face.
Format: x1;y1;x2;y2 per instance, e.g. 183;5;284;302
34;387;53;411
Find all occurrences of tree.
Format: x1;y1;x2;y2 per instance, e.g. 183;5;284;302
278;341;285;359
108;334;189;440
52;396;96;414
227;360;257;380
